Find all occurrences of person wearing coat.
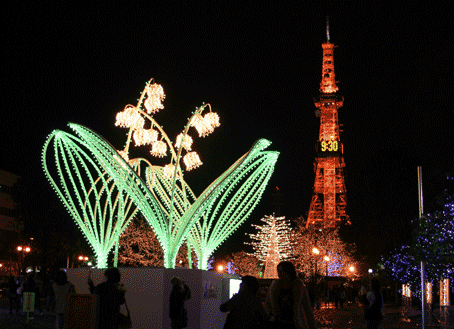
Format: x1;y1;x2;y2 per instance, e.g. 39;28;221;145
88;267;126;329
265;261;317;329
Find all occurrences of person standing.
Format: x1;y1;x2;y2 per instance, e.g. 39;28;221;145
339;285;346;309
324;286;330;308
88;267;126;329
53;270;76;329
43;275;56;313
361;278;384;329
169;276;191;329
220;275;267;329
33;273;44;314
265;261;316;329
7;276;20;315
333;285;340;309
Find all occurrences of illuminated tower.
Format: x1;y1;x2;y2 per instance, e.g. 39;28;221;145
307;19;350;228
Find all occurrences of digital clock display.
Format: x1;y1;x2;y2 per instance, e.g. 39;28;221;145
321;140;338;152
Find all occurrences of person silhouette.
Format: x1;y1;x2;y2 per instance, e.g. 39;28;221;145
53;270;76;329
169;276;191;329
220;275;267;329
88;267;126;329
361;278;384;329
265;261;316;329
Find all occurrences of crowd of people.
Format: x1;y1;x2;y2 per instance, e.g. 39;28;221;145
6;268;127;329
5;262;385;329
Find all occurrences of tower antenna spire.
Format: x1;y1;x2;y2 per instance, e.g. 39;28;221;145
326;15;330;43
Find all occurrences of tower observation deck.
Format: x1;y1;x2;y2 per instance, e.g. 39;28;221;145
306;20;350;229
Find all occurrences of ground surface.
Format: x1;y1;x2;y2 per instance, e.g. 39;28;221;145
0;296;452;328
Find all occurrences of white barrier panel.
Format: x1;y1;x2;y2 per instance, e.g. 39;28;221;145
65;267;230;329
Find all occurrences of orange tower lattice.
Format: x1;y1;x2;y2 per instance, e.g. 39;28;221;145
306;20;350;229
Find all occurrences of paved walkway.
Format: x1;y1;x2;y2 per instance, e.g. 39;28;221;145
0;296;452;328
314;302;453;329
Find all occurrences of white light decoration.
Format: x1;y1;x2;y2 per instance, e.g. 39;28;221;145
163;163;175;180
246;214;293;279
204;111;220;129
115;105;144;130
183;151;202;171
175;133;193;151
151;140;167;158
403;284;411;298
440;279;450;306
191;114;214;137
133;127;159;146
144;83;165;114
426;282;433;305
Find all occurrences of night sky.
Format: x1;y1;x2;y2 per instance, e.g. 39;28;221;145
3;3;452;264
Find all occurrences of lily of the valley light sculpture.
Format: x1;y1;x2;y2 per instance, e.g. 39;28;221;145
42;78;278;269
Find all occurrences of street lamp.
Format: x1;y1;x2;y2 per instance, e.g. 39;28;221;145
16;245;31;274
77;255;89;267
217;265;224;273
312;247;320;281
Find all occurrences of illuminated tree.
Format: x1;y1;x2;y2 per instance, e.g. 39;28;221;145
382;245;420;286
117;216;196;268
231;251;261;277
292;219;357;279
118;217;163;267
246;214;293;279
383;176;454;296
42;79;279;269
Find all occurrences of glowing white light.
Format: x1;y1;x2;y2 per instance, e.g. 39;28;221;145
175;133;193;151
402;284;411;298
183;152;202;171
144;83;165;114
163;163;175;180
204;112;220;129
426;282;432;304
133;128;159;146
440;279;450;306
151;140;167;158
190;114;213;137
115;106;144;130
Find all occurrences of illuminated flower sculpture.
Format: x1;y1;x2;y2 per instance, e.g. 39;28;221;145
42;79;278;269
